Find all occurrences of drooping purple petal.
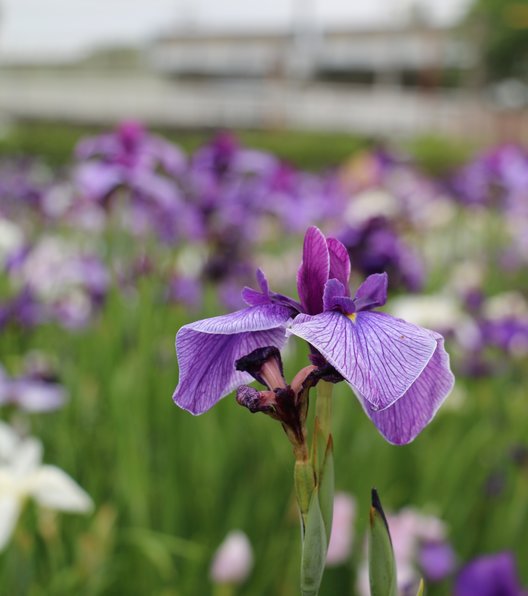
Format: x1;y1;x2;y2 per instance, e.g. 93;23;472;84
297;226;329;314
455;552;524;596
289;310;437;411
327;237;351;292
173;304;293;414
360;332;454;444
354;272;388;311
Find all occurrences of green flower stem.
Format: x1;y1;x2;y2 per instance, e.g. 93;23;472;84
298;380;335;596
315;381;333;446
294;455;315;526
213;583;236;596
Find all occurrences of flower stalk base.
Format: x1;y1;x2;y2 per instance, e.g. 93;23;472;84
298;381;335;596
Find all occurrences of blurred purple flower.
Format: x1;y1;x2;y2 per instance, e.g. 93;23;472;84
76;120;186;177
166;275;202;310
173;226;454;444
0;365;66;413
455;552;527;596
419;540;457;582
2;237;109;330
74;121;192;243
338;217;424;292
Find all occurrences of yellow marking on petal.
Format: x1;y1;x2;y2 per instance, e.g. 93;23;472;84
347;313;357;323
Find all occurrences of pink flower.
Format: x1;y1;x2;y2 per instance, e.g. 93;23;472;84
210;530;253;585
326;492;356;566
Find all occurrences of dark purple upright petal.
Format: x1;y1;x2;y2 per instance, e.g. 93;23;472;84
455;552;524;596
173;304;292;414
323;279;356;314
327;237;351;292
353;272;388;311
360;332;454;444
289;310;437;411
323;279;347;311
297;226;330;314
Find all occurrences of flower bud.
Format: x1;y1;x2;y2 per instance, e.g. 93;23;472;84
210;530;253;585
369;489;398;596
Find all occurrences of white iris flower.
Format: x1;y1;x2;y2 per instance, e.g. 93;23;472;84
0;421;93;550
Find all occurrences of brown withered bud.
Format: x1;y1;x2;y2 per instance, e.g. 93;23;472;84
235;347;326;454
235;385;276;414
235;346;285;390
308;350;344;384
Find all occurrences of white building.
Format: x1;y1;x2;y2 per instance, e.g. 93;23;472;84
148;25;474;86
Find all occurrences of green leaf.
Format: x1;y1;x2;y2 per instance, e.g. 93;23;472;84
301;489;328;596
318;436;334;546
369;489;398;596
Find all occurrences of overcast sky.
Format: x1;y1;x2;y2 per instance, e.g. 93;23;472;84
0;0;471;61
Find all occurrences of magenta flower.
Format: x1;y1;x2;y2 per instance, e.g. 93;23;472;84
173;226;454;444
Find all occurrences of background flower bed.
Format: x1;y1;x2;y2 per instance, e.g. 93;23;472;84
0;122;527;595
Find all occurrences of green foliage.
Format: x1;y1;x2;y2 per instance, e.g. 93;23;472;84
466;0;528;82
406;134;475;177
1;275;528;595
0;122;366;170
368;490;398;596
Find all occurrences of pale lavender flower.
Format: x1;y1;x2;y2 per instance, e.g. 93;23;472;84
210;530;254;585
0;357;66;413
3;237;108;329
326;492;356;566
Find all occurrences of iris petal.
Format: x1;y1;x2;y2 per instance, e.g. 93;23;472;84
361;333;454;444
289;310;438;411
297;226;329;314
173;304;292;414
327;237;351;292
354;272;388;311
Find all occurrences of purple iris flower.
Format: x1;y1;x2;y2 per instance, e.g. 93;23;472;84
173;226;454;444
418;540;456;582
455;552;527;596
0;365;66;413
338;217;424;292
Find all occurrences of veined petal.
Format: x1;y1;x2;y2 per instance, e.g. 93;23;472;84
354;272;388;311
173;304;292;414
360;333;454;444
288;310;437;410
0;495;20;551
323;279;356;314
29;465;93;513
297;226;329;314
327;237;351;292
